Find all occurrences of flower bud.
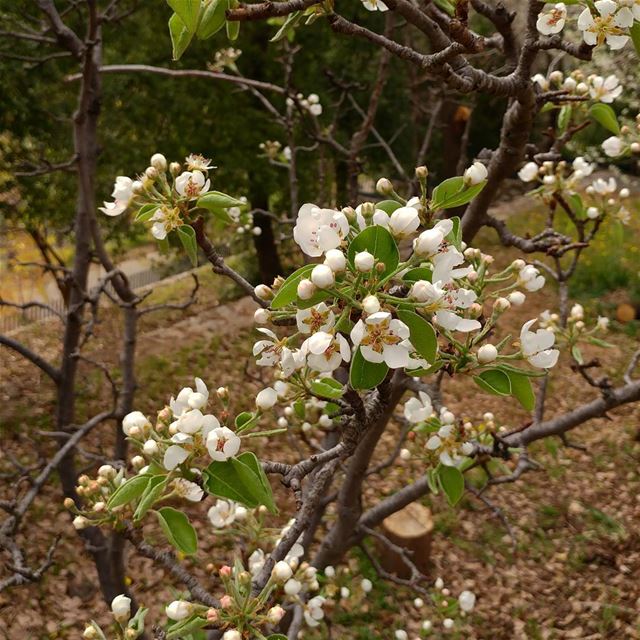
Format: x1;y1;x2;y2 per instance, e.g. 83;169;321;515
511;259;525;271
254;284;273;300
254;308;270;324
413;228;444;256
477;344;498;364
284;578;302;595
341;586;351;598
494;297;511;312
272;560;293;582
64;497;75;510
216;386;229;400
341;206;356;222
97;464;116;479
463;161;488;186
131;456;145;470
297;278;316;300
620;188;630;198
443;618;454;629
459;590;476;612
256;388;278;410
311;264;335;289
435;577;444;589
508;291;526;306
145;166;158;180
399;448;411;461
83;627;98;639
376;177;393;195
354;251;375;272
206;608;219;623
222;631;241;640
267;605;286;624
143;439;159;456
324;249;346;272
362;295;381;314
631;142;640;153
150;153;167;171
169;162;181;175
73;516;89;530
586;207;599;219
166;600;193;621
415;165;429;180
361;578;373;592
93;501;106;513
131;180;144;194
220;594;233;608
111;594;132;623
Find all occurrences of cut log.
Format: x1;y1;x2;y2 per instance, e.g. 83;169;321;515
377;502;433;579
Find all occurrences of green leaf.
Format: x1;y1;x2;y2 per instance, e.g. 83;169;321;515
271;264;314;308
495;363;547;378
310;377;344;400
168;0;201;33
347;225;399;277
349;348;388;390
571;344;584;365
445;215;462;250
587;337;613;348
204;452;277;513
437;465;464;506
155;507;198;555
431;178;486;210
426;468;440;494
270;10;302;42
197;191;244;210
167;616;208;640
558;104;572;132
135;203;157;222
402;267;433;283
293;399;306;419
397;310;438;363
177;225;198;266
631;21;640;57
375;199;403;215
134;475;168;521
234;411;259;433
168;13;194;61
506;370;535;412
226;0;240;41
197;0;227;38
588;103;620;135
567;193;585;218
473;368;511;396
433;0;455;15
267;636;289;640
107;474;150;510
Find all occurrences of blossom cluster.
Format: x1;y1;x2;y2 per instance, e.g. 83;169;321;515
601;113;640;157
518;157;631;222
532;69;624;104
537;0;639;50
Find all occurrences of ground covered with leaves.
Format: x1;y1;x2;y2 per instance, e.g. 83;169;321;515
1;224;639;639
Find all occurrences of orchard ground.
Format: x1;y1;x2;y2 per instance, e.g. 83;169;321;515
1;201;639;639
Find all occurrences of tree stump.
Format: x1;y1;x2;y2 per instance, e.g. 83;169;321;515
377;502;433;579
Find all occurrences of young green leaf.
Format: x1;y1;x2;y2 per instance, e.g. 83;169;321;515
375;199;403;215
197;191;244;210
197;0;227;39
631;21;640;57
107;474;150;510
431;178;486;210
347;225;399;277
402;267;433;283
473;368;511;396
135;203;158;222
437;465;465;506
168;13;194;61
155;507;198;555
270;264;314;308
232;452;277;513
167;617;208;640
588;103;620;134
310;377;344;400
177;225;198;266
133;476;168;521
506;370;535;411
349;348;388;390
397;310;438;363
168;0;201;34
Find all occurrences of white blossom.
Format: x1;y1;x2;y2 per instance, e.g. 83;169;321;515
388;206;420;238
208;499;239;528
536;3;567;35
111;595;131;622
458;590;476;612
354;250;375;272
304;596;326;627
175;170;210;198
602;135;625;157
518;161;539;182
99;176;134;216
166;600;193;621
206;426;241;461
170;377;209;416
293;204;350;257
577;0;634;49
463;161;488;185
272;560;293;582
361;0;389;10
520;319;560;368
404;391;433;423
324;249;347;272
518;264;545;292
351;312;412;368
302;331;351;372
413;219;453;257
589;74;623;102
122;411;150;436
163;444;190;471
477;344;498;363
310;264;335;289
173;478;204;502
256;387;278;410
